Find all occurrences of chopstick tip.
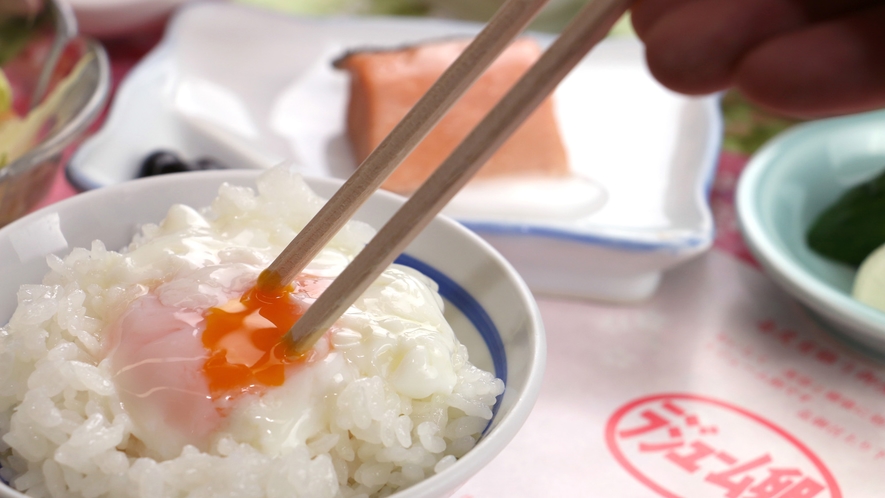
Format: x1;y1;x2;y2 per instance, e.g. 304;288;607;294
257;268;284;292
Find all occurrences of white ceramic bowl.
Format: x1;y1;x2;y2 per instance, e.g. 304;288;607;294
736;108;885;354
0;170;546;498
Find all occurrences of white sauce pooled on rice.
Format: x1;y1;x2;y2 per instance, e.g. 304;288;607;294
0;167;503;498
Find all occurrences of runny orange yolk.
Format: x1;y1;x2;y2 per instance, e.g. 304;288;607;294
201;285;305;399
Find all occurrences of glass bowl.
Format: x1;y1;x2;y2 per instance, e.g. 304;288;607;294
0;9;110;227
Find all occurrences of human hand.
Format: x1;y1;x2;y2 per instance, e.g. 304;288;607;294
631;0;885;118
0;0;44;19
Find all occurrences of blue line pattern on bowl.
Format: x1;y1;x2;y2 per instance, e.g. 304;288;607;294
394;253;508;387
395;252;508;433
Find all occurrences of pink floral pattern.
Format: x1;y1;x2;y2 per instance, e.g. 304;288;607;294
710;152;758;268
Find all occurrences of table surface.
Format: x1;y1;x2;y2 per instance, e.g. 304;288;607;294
30;15;885;498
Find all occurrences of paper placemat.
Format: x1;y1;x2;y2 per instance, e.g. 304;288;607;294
460;251;885;497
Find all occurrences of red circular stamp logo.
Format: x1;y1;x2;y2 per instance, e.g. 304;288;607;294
605;393;841;498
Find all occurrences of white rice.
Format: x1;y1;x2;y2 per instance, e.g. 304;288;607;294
0;167;504;498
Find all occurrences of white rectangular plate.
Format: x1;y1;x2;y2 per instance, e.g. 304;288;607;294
67;2;723;302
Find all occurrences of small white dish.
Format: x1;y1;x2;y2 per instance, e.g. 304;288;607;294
736;108;885;354
67;2;723;302
0;169;545;498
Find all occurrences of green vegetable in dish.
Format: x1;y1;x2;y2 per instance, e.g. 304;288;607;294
807;167;885;267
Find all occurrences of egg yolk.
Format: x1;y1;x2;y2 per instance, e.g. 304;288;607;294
201;284;306;399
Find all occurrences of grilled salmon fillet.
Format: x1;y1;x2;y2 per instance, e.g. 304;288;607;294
334;37;570;195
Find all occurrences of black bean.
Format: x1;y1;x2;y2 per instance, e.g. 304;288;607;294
139;151;190;177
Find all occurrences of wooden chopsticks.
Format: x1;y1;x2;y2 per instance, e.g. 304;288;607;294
283;0;634;354
256;0;551;292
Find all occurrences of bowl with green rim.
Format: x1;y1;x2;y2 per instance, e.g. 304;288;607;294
736;108;885;354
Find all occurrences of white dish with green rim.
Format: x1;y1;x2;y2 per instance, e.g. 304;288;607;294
736;108;885;354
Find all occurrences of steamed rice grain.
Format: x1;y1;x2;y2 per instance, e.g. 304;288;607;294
0;167;504;498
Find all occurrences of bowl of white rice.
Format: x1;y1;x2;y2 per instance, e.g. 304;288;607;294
0;165;545;498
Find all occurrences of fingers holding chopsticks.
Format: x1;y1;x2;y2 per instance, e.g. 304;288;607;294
632;0;885;117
